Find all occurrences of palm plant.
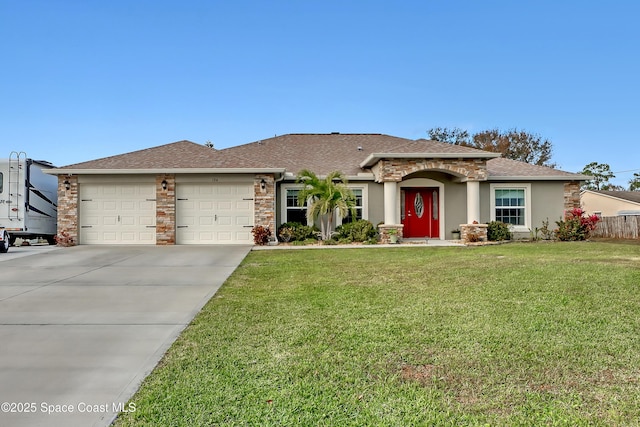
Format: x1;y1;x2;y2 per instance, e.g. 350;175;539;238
296;169;356;240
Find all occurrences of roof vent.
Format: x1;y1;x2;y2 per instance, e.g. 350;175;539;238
258;140;262;145
357;146;363;151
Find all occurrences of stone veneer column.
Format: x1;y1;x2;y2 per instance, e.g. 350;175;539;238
57;175;79;245
156;174;175;245
460;223;488;243
254;174;275;232
563;181;581;211
466;180;480;224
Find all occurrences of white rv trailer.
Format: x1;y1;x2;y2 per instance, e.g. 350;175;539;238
0;152;58;252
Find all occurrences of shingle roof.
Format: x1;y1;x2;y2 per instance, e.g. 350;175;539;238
219;133;497;176
52;134;589;181
487;157;589;180
591;190;640;204
54;140;270;170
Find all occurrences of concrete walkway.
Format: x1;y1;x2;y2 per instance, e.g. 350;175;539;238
0;245;251;427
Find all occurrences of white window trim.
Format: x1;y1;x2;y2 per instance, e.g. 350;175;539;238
490;183;531;232
281;184;311;226
336;185;369;226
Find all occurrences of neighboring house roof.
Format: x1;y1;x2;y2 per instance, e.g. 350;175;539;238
583;190;640;205
49;133;589;181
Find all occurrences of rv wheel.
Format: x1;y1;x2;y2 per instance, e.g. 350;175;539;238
0;231;9;253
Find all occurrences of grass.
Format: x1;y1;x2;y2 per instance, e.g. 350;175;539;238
114;241;640;426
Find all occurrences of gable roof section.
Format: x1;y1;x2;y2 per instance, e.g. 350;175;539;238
50;140;281;174
220;133;499;176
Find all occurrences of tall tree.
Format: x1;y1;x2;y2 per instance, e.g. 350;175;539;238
629;172;640;191
473;129;555;167
296;170;356;240
427;127;470;145
580;162;616;190
427;127;556;167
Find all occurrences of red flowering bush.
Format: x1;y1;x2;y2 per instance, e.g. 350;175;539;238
251;225;272;245
554;208;600;241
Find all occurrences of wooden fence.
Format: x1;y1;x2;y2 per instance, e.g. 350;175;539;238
592;216;640;239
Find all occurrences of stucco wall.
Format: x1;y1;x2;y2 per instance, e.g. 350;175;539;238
531;181;566;226
480;181;567;239
444;182;468;238
273;177;575;240
366;182;384;226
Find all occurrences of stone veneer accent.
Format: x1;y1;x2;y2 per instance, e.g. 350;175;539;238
375;158;488;182
378;224;404;244
460;223;488;243
156;174;176;245
57;175;79;245
254;174;276;232
563;181;581;212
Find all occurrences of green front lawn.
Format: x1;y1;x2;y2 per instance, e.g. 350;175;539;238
115;242;640;426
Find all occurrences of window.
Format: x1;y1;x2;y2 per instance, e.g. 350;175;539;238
284;188;308;224
0;172;3;193
490;184;531;231
337;186;368;225
283;184;367;227
341;188;363;223
495;189;525;225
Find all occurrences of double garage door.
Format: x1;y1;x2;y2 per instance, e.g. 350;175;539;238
79;182;254;244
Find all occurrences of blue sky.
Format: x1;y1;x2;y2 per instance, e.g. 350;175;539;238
1;1;638;188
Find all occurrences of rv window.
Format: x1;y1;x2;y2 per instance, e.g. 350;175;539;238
0;172;3;193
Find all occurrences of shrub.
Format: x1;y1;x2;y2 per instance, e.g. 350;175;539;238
554;208;600;241
277;222;317;242
251;226;271;245
277;227;293;242
487;221;512;241
335;220;377;243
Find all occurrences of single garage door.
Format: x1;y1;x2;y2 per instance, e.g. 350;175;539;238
79;184;156;244
176;183;253;244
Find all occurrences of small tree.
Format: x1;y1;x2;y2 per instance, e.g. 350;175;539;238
296;170;356;241
629;172;640;191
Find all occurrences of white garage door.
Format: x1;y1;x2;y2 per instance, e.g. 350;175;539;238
176;183;254;244
79;184;156;244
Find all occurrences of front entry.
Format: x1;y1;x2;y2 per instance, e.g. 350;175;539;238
402;188;440;238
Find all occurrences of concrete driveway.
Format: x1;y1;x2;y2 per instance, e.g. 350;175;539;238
0;245;251;427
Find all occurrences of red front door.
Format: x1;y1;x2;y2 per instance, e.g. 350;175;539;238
402;188;440;238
